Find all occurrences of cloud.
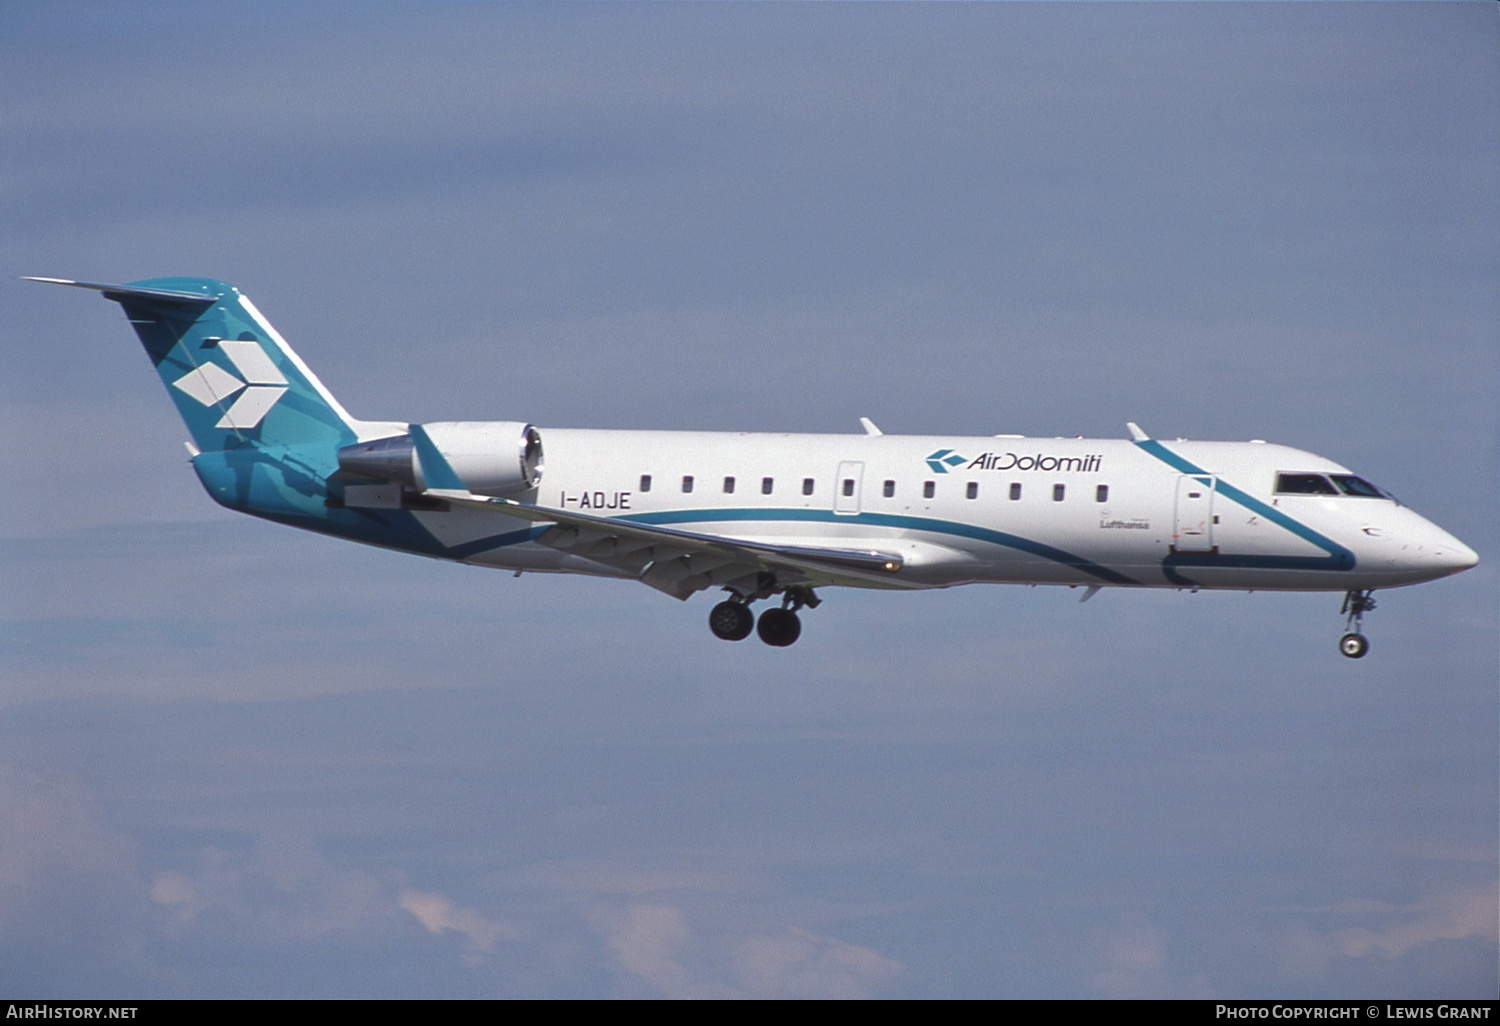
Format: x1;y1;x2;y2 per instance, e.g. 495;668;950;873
148;833;396;943
0;764;164;993
399;889;516;962
1265;885;1499;990
1337;885;1499;960
591;901;902;1000
521;859;902;998
0;768;138;910
1088;917;1214;999
732;926;903;1000
594;902;705;997
150;872;204;927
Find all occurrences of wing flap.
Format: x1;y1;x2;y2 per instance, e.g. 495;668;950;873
426;488;905;597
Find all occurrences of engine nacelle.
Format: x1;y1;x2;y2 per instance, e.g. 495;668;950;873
338;421;543;496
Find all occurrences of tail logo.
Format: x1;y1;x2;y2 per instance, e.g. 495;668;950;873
171;338;289;430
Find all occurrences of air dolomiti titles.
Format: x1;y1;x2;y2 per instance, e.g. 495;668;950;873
966;451;1103;472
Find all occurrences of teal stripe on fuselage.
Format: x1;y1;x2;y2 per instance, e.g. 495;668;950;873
1132;439;1356;584
623;508;1138;584
446;526;545;560
444;505;1139;585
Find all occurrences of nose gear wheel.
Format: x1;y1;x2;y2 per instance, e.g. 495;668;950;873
1338;589;1376;659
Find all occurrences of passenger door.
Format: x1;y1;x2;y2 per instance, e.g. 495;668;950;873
834;461;864;515
1174;475;1216;552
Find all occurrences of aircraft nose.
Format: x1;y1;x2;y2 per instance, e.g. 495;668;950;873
1381;513;1479;580
1416;525;1479;577
1437;536;1480;575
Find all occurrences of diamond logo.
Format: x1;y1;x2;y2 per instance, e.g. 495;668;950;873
171;338;289;430
925;449;967;474
173;362;244;407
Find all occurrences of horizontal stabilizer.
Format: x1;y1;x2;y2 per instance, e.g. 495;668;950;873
23;276;220;305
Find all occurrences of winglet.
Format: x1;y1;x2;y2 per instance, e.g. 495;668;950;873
1126;422;1149;441
859;417;883;436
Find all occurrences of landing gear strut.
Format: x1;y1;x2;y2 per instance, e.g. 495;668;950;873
708;585;819;647
1338;589;1376;659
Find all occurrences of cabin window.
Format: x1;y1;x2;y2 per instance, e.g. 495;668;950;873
1096;484;1109;503
883;480;895;498
762;477;774;495
1009;482;1021;501
723;476;735;494
682;475;694;494
923;481;935;499
843;478;855;497
1053;484;1066;502
802;478;815;496
1276;473;1337;495
640;474;652;493
966;481;978;500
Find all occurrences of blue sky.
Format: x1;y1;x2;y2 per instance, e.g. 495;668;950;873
2;2;1495;998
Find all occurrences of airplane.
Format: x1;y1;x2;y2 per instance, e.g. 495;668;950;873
28;275;1479;657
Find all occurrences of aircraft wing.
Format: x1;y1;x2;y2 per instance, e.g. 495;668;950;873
425;489;904;600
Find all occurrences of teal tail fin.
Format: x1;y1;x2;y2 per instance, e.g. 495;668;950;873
26;276;360;455
26;275;403;528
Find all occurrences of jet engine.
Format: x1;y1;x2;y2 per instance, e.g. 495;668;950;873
337;421;543;496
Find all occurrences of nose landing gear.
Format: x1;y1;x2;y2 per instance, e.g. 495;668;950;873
1338;589;1376;659
708;586;819;646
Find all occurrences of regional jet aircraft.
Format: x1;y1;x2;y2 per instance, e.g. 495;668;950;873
30;276;1478;656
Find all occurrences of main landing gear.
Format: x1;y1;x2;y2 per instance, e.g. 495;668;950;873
707;599;754;641
1338;589;1376;659
708;586;820;647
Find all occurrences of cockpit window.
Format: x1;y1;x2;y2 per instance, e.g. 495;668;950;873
1275;473;1338;495
1330;475;1387;498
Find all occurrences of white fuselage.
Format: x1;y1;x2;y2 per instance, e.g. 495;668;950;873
410;429;1476;594
40;273;1479;652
